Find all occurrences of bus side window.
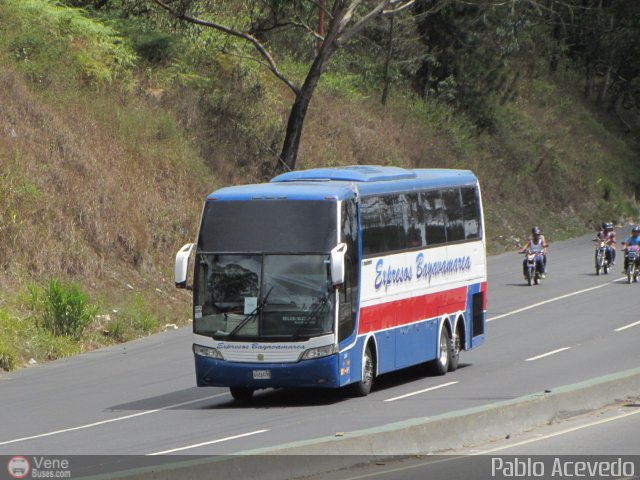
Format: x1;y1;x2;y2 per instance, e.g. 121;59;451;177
340;255;351;303
338;255;355;341
340;199;358;341
421;190;446;245
442;188;465;243
338;263;345;303
462;187;481;240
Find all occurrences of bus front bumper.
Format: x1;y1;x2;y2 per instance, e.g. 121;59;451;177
194;353;340;389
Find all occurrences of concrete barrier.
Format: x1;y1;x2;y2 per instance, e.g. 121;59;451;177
86;366;640;479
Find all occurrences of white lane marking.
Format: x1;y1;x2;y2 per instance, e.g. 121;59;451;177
525;347;571;362
615;320;640;332
147;429;270;455
487;278;625;322
475;406;640;454
384;381;458;402
0;392;229;447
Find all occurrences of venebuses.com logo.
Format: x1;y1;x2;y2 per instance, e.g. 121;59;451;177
6;456;72;479
7;456;30;479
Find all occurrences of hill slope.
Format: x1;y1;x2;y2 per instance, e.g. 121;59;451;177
0;0;638;370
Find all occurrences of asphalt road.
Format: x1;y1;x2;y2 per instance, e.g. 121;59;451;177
1;229;639;459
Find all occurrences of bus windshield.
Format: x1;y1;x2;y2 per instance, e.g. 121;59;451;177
194;254;334;340
198;200;337;253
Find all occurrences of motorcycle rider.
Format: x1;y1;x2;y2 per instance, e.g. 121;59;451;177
519;226;548;278
593;222;617;265
622;225;640;274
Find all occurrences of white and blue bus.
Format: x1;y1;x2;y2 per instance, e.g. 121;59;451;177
175;166;487;400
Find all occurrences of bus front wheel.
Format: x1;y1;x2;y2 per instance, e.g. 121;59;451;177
349;345;374;397
230;387;254;401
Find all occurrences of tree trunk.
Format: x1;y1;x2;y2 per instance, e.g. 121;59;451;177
277;41;337;174
548;5;561;74
598;13;615;105
606;84;621;113
381;16;395;106
584;59;595;100
608;84;633;133
597;63;612;105
276;3;348;174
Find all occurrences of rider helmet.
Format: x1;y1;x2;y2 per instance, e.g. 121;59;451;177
531;226;541;236
633;225;640;235
602;222;613;230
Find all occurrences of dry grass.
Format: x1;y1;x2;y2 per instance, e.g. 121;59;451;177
297;91;457;170
0;68;216;327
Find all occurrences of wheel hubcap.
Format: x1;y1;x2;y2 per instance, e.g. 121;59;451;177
363;354;373;384
452;333;460;357
439;334;448;366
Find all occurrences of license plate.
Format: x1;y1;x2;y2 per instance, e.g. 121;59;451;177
252;369;271;380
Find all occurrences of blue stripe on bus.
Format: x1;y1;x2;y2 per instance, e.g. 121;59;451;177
206;167;478;202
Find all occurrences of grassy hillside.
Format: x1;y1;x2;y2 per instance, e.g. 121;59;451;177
0;0;638;371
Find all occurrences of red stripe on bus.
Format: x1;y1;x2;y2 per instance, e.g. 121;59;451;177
358;286;469;334
481;281;487;311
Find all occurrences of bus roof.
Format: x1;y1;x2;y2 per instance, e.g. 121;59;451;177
206;166;478;201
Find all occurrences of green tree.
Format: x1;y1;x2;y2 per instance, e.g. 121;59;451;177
58;0;112;9
411;0;536;131
551;0;640;127
352;9;426;105
152;0;418;174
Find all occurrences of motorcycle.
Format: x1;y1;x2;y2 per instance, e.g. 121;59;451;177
594;240;610;275
625;245;640;284
522;248;545;286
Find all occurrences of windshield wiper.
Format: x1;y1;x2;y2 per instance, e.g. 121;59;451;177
226;286;274;339
292;294;330;339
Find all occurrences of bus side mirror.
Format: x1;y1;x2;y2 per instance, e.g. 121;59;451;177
330;243;347;286
175;243;194;289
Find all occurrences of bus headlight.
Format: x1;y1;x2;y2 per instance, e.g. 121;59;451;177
193;344;223;360
299;344;337;361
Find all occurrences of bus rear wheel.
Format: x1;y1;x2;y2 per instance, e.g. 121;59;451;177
349;345;374;397
230;387;254;401
448;325;461;372
430;327;451;376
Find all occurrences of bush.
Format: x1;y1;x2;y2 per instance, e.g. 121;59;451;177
0;307;30;370
103;294;158;342
105;318;126;342
2;0;136;87
31;279;97;340
128;294;158;334
30;331;80;360
131;31;174;64
0;342;18;371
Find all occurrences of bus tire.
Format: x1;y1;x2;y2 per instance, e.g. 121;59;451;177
349;345;374;397
230;387;254;401
430;327;450;376
448;325;462;372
